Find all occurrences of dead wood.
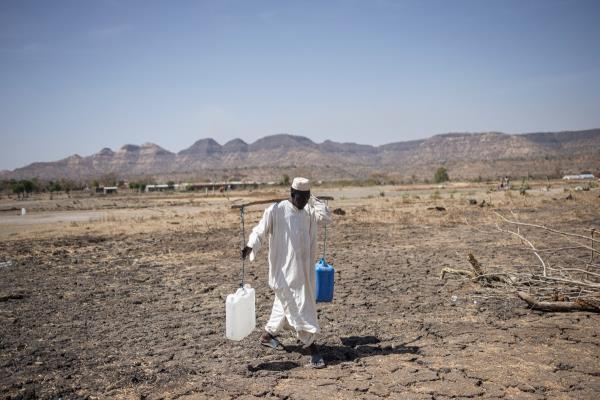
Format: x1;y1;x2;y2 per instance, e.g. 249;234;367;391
0;293;26;302
440;267;474;280
496;224;548;277
493;211;600;248
467;253;491;286
530;274;600;289
517;292;600;313
440;254;513;286
468;253;485;276
467;253;514;284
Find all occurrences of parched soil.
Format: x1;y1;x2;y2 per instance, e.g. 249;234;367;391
1;184;599;399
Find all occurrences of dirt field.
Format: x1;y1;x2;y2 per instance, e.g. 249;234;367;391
1;181;599;399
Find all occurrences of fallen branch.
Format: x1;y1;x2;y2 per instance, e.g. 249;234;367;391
495;212;600;257
531;274;600;289
536;245;588;253
440;254;514;285
440;267;474;280
555;268;600;279
494;212;600;245
496;224;548;277
517;292;600;312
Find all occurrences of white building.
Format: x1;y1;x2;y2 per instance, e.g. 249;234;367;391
562;174;596;180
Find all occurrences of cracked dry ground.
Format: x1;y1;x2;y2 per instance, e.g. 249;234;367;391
1;195;600;399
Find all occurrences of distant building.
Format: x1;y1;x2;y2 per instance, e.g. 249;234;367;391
562;174;596;180
145;183;190;192
101;186;118;194
186;181;259;191
145;184;172;192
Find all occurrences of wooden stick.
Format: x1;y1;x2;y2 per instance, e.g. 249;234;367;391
517;291;600;312
231;196;334;209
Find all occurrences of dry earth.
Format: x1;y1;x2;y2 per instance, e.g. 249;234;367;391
1;181;599;399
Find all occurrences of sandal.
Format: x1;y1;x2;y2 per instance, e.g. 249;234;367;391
260;334;282;350
307;353;326;369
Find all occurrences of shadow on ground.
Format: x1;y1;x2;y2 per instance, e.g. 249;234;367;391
249;336;421;371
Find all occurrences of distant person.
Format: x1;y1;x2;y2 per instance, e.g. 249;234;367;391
241;177;331;368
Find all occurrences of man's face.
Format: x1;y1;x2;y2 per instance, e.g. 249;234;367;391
291;189;310;210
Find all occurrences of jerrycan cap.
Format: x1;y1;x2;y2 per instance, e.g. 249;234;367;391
243;283;252;290
237;283;253;295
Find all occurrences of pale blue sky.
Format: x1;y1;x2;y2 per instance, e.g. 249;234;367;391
1;0;599;170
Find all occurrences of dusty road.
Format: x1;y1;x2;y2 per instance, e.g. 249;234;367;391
1;183;599;399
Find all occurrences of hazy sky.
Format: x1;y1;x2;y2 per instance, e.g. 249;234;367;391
1;0;599;170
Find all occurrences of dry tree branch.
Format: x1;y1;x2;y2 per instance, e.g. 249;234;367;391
494;211;600;255
531;275;600;289
440;253;514;285
545;267;600;280
457;212;600;313
496;224;548;277
440;267;474;280
517;292;600;312
536;246;588;253
494;212;600;244
559;234;600;256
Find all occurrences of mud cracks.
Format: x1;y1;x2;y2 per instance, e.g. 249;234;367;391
1;192;600;399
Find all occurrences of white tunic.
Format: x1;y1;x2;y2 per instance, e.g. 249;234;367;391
247;198;331;334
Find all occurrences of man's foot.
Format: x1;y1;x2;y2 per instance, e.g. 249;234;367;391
260;332;281;350
307;343;326;369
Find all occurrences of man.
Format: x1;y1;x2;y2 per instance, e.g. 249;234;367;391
241;177;331;368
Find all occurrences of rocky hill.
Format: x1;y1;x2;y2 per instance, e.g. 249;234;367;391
4;129;600;182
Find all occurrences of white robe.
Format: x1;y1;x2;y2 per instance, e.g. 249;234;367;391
247;198;331;339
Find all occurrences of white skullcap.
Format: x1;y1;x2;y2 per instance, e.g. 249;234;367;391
291;177;310;191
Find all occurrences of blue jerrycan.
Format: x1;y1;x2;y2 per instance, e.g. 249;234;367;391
315;258;334;302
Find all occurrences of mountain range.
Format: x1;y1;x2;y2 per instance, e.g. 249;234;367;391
3;129;599;183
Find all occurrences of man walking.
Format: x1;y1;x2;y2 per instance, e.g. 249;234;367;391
241;177;331;368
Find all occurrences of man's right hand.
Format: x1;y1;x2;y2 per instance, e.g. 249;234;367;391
241;246;252;260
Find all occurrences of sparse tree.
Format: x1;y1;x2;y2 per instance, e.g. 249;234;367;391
48;181;62;193
11;182;25;198
434;167;449;183
0;180;10;193
21;180;35;194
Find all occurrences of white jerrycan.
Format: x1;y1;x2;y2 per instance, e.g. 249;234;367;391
225;284;256;341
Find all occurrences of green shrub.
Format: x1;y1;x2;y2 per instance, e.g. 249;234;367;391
434;167;449;183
